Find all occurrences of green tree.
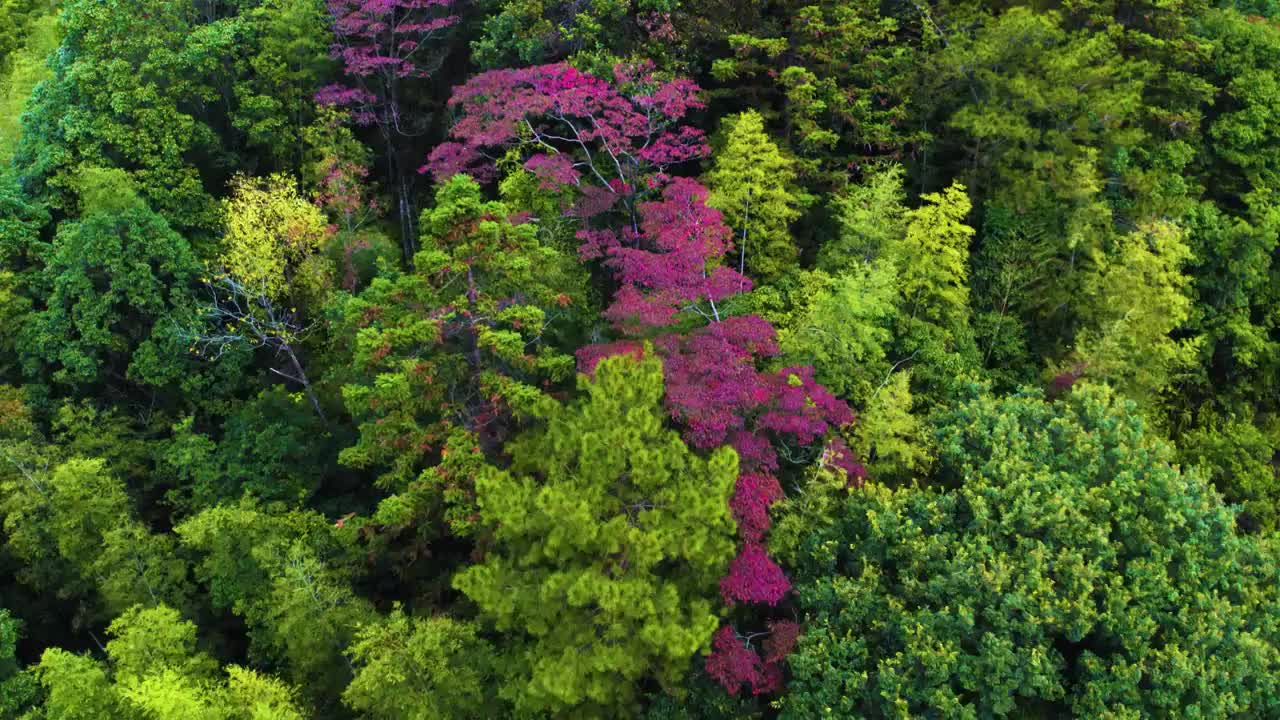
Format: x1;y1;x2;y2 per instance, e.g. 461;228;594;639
20;187;203;393
454;353;738;717
783;383;1280;718
35;648;123;720
817;163;907;272
334;174;587;540
234;0;333;173
1068;220;1201;408
0;608;38;717
32;604;310;720
850;370;931;484
772;263;897;404
176;500;371;707
1179;409;1280;533
888;181;981;404
14;0;245;232
0;456;192;624
343;608;498;720
708;0;926;185
706;110;802;281
220;173;334;304
0;12;57;167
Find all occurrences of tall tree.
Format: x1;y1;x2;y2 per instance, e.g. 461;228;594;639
333;173;588;546
318;0;461;258
706;110;803;282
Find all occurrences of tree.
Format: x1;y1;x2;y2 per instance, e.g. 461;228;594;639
1178;409;1280;533
706;110;803;281
343;608;498;720
32;604;310;720
14;0;246;232
817;162;907;272
234;0;334;173
0;12;57;168
772;263;897;404
0;456;192;625
707;0;927;185
1068;220;1201;408
175;500;372;708
183;173;336;421
0;608;37;717
20;184;203;393
887;181;982;405
319;0;461;256
783;383;1280;718
850;370;931;484
454;353;738;717
334;174;588;541
425;61;709;225
893;181;974;335
220;173;333;304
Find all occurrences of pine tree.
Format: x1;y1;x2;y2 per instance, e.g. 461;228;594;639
454;353;738;717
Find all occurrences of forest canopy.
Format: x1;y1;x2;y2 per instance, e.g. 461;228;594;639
3;0;1280;717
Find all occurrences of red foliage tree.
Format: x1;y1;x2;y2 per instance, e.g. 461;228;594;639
424;61;708;227
319;0;461;257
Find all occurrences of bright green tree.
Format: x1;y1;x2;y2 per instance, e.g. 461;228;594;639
220;173;333;304
33;604;310;720
0;456;192;625
175;499;372;708
888;181;981;404
1068;220;1201;408
817;163;907;272
850;370;931;484
706;110;802;281
0;12;57;167
783;383;1280;718
343;608;498;719
454;353;738;717
773;263;897;404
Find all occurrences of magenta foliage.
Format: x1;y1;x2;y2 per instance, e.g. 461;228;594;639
319;0;460;125
762;620;801;664
423;62;708;190
730;473;784;544
706;626;783;696
721;541;791;606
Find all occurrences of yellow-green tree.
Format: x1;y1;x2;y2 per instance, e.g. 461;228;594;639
1068;220;1201;408
454;354;738;717
706;110;803;281
221;173;331;302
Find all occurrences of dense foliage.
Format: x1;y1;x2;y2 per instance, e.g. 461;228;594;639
3;0;1280;717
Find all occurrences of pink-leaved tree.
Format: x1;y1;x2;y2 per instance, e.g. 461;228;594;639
425;61;864;696
319;0;461;259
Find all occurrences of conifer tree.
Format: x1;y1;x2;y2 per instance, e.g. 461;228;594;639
454;353;738;717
